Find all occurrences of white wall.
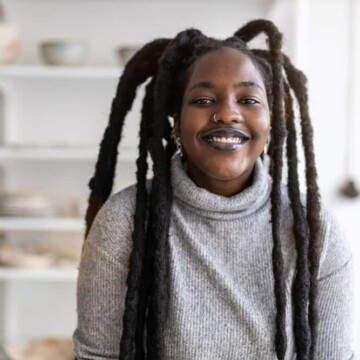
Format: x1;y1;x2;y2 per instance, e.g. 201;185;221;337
306;0;350;199
305;0;360;353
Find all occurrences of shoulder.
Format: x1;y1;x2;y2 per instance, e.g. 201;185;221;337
84;183;139;262
107;183;138;215
94;183;138;228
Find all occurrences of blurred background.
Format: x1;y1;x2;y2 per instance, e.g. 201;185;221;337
0;0;358;358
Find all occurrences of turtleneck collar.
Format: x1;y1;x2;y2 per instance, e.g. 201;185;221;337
171;154;272;220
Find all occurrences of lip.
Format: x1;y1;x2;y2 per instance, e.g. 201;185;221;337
200;128;251;153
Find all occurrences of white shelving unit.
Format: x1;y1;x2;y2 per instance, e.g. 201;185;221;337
0;63;139;346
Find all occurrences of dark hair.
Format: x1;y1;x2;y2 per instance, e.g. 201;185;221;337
83;19;321;360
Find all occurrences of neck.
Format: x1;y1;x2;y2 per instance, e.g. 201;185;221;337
185;161;255;197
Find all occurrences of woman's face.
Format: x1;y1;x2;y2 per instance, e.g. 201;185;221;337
174;47;271;197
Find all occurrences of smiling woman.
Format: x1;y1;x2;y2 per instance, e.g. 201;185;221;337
73;19;354;360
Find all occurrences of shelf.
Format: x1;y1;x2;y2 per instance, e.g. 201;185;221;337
0;267;78;281
0;217;84;232
0;64;122;80
0;145;137;162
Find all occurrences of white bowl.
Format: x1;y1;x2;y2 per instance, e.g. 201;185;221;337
40;41;87;66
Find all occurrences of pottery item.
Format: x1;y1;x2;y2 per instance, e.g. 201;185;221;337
0;191;56;217
5;337;74;360
40;41;87;66
0;23;20;64
117;46;141;65
0;2;20;64
0;243;53;268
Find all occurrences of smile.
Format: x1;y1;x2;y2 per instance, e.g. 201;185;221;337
201;128;250;152
207;136;243;144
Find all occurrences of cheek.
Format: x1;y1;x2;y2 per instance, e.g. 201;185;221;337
255;110;271;136
180;122;199;146
179;111;204;137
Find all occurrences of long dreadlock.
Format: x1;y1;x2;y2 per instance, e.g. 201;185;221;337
81;19;321;360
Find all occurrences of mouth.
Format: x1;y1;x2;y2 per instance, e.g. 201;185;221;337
201;128;251;152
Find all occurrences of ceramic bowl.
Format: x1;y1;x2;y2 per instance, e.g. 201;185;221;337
40;41;87;66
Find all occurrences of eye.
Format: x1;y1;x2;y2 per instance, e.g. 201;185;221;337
239;98;259;105
191;98;213;105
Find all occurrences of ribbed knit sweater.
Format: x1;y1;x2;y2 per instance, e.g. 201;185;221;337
73;154;354;360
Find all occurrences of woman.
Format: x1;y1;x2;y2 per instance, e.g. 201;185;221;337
73;19;354;359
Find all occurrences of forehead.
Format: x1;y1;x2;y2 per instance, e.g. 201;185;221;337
186;48;264;88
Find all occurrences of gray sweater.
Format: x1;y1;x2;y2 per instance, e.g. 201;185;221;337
73;154;354;359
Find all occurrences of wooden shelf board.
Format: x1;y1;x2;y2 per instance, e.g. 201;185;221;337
0;216;85;232
0;145;137;161
0;65;122;79
0;267;78;281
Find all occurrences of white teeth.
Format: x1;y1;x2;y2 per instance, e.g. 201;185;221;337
208;136;242;144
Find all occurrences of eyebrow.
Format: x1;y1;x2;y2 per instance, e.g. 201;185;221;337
187;80;264;92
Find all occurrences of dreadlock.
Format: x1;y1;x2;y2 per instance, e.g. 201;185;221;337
82;19;321;360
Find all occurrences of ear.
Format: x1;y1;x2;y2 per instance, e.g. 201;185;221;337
173;113;181;137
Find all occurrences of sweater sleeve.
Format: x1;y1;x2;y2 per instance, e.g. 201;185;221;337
73;188;135;360
315;208;355;360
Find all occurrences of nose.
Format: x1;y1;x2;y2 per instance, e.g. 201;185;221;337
210;103;242;124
